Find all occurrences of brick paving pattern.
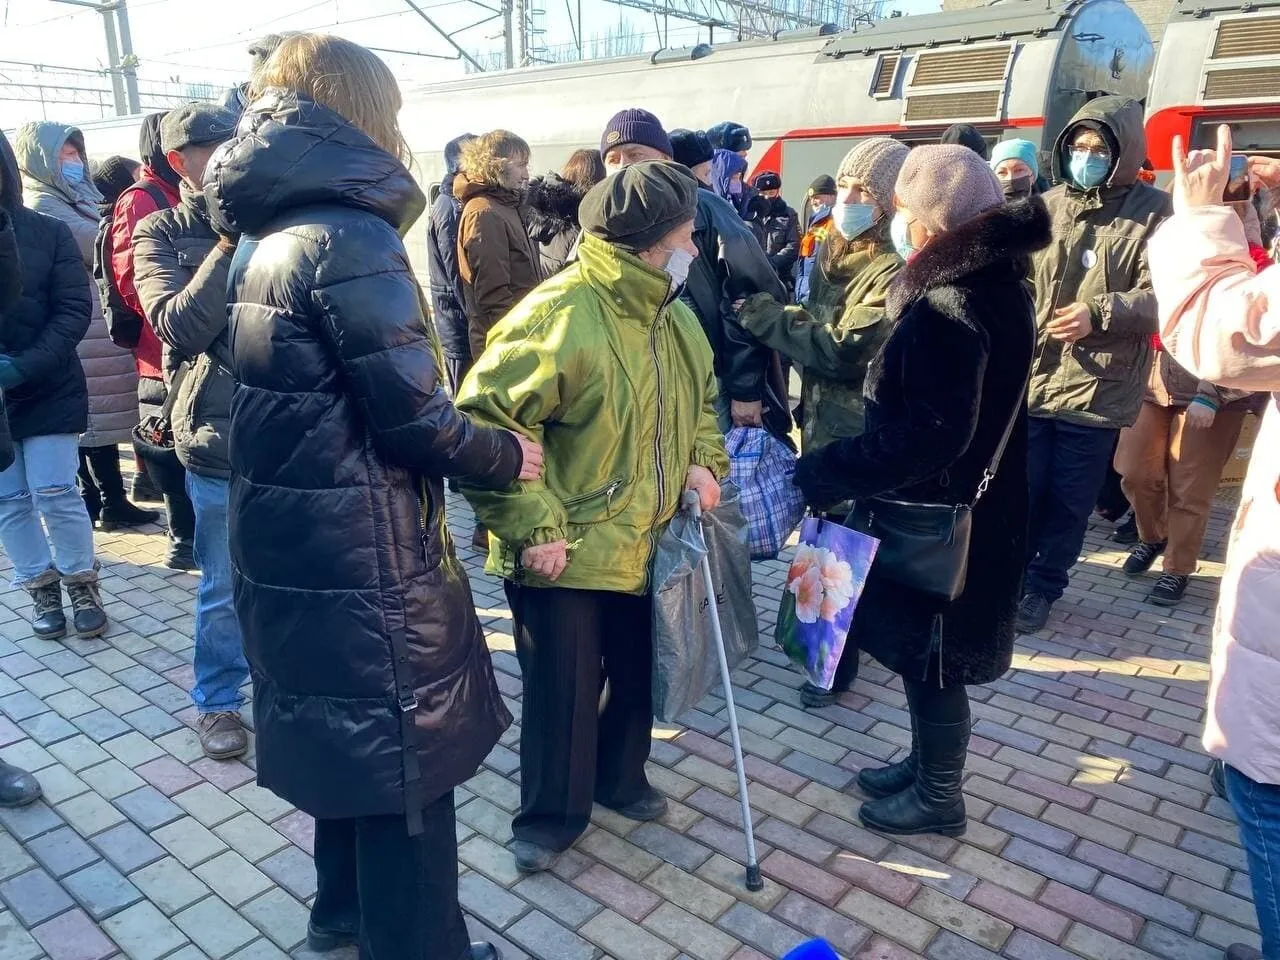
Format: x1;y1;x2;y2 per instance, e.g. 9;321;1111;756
0;487;1256;959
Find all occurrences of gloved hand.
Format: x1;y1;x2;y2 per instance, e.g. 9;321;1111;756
0;356;24;390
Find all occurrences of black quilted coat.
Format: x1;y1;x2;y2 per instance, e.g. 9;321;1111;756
0;132;90;443
206;91;523;823
795;198;1051;686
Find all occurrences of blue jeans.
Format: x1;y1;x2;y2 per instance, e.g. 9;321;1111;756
1025;418;1119;603
186;473;248;714
0;434;96;587
1226;765;1279;955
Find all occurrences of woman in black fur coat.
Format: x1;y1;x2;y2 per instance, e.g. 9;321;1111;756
794;144;1051;838
524;149;605;276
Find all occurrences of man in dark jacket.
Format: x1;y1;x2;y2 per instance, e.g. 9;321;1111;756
0;185;43;809
132;102;248;762
749;171;800;295
1017;96;1172;632
600;109;790;436
0;132;106;646
110;113;197;570
426;133;475;395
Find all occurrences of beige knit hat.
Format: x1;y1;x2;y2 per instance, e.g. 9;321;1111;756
836;137;910;213
895;144;1004;235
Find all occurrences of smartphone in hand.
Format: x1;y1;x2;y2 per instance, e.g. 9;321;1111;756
1224;153;1253;202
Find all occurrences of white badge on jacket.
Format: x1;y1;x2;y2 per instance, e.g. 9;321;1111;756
1082;249;1098;270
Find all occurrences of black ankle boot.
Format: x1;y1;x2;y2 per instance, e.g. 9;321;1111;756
0;760;41;807
99;498;161;531
858;715;916;799
28;580;66;641
859;715;969;837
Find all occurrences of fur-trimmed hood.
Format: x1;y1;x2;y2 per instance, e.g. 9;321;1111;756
525;172;587;244
887;196;1051;318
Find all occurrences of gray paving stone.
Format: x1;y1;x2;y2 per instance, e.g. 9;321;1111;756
123;706;182;739
173;896;259;958
0;692;48;723
78;758;144;801
70;710;130;744
257;847;316;902
0;834;35;883
193;852;272;908
89;821;165;873
44;737;109;773
459;871;528;930
715;902;806;957
55;792;124;837
174;784;244;828
506;910;595;960
212;813;289;863
128;857;210;916
102;732;164;768
0;910;42;960
238;889;309;952
24;827;98;879
152;817;227;868
0;803;62;847
513;873;601;928
16;713;77;747
227;940;289;960
101;901;187;960
61;860;142;920
0;868;74;926
226;785;292;825
114;786;184;830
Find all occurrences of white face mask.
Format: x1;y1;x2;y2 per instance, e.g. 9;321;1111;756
663;247;695;289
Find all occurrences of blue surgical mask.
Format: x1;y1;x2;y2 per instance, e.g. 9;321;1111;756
890;212;916;261
810;203;832;224
61;160;85;185
1068;151;1110;190
728;180;743;198
832;202;878;240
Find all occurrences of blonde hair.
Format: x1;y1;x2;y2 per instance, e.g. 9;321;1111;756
460;130;531;186
251;33;409;165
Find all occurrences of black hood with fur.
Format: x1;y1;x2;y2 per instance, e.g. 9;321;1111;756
524;172;588;245
138;112;182;189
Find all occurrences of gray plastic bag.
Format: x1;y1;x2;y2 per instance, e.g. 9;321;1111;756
651;484;759;723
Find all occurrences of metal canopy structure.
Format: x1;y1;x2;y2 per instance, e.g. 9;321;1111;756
600;0;882;42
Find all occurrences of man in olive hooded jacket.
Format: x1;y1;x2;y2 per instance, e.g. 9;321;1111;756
1017;96;1171;632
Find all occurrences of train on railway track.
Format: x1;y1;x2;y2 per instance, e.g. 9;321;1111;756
21;0;1280;272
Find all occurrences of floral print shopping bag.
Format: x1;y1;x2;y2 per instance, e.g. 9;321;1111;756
776;516;879;691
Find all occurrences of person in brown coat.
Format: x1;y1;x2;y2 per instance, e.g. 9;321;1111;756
457;129;543;550
457;130;542;361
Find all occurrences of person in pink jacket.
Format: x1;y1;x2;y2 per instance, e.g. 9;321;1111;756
1150;125;1280;960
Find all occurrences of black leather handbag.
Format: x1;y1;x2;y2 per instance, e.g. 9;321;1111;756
846;365;1029;603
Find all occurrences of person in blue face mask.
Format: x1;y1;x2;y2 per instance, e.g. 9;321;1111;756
734;137;909;707
1015;96;1173;635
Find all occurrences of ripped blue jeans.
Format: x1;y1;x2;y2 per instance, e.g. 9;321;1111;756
0;434;97;588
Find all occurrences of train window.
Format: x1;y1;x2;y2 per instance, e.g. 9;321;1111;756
1191;118;1280;157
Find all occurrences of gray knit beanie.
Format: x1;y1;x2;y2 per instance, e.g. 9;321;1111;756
896;144;1003;235
836;138;910;213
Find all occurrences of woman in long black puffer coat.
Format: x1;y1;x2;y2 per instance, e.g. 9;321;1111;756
204;34;540;960
795;144;1051;838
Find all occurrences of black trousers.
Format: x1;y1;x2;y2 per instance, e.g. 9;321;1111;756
312;791;470;960
77;445;127;518
505;583;655;850
131;443;195;544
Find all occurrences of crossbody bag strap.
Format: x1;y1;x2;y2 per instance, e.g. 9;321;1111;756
971;320;1035;507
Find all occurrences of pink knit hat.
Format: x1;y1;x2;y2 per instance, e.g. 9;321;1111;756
895;144;1004;235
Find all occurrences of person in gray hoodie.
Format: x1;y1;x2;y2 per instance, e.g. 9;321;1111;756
14;122;157;531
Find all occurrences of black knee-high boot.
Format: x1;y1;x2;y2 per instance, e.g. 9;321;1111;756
859;678;969;837
857;710;916;800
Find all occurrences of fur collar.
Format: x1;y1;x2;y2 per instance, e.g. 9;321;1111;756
887;197;1051;318
526;173;588;243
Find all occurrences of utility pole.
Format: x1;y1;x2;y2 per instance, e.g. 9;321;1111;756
515;0;529;64
502;0;515;68
50;0;140;115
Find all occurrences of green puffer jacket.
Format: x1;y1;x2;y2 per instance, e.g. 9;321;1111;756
457;233;730;595
738;232;900;453
1028;96;1172;429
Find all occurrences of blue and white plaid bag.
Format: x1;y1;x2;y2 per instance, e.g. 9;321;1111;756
726;427;807;561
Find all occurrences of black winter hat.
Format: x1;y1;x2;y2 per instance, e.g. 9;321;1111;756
669;129;714;169
940;123;990;160
579;160;698;255
808;174;837;196
708;121;752;153
754;171;781;191
600;108;672;159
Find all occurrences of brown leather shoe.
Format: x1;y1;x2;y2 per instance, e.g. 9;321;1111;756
471;524;489;551
198;712;249;760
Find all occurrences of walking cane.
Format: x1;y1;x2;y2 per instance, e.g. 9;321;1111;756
683;490;764;892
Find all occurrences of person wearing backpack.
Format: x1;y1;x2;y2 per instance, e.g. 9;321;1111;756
108;113;196;571
15;123;157;534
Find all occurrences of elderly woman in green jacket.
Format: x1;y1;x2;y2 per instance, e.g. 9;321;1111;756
458;160;729;875
735;137;907;707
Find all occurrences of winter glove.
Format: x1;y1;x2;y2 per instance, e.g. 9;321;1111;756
0;356;24;390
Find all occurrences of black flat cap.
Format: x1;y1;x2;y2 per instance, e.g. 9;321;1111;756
579;160;699;255
161;102;238;154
